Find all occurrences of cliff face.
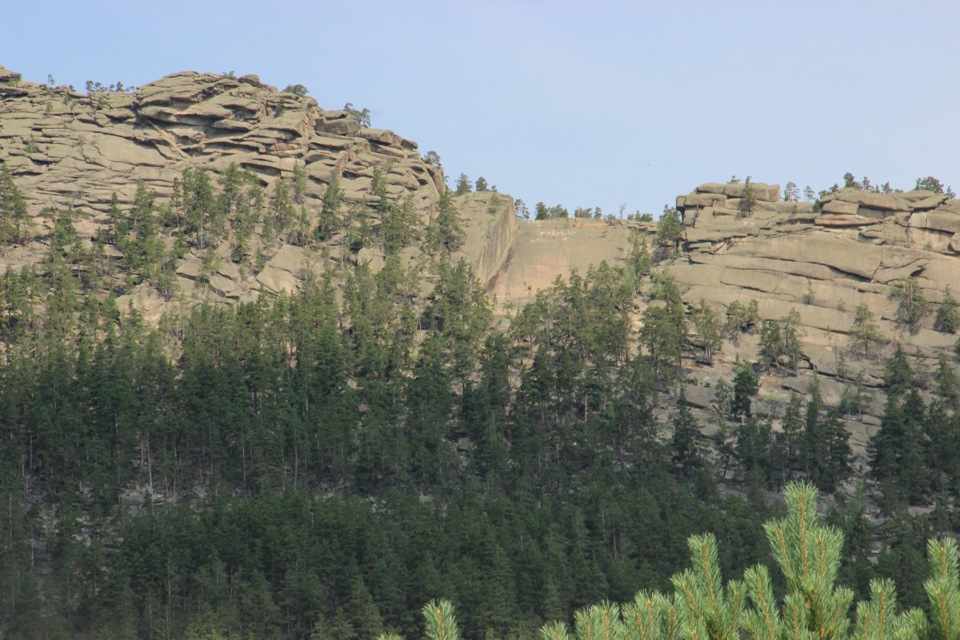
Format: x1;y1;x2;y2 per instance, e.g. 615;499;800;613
3;64;960;443
0;69;443;215
0;66;445;318
460;180;960;452
665;182;960;449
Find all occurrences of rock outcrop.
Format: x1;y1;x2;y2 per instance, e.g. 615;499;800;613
3;65;960;450
668;181;960;448
0;66;444;317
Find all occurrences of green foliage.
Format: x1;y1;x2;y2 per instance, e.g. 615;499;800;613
729;359;758;421
724;299;759;339
423;600;461;640
671;392;706;478
739;176;756;216
269;176;297;241
640;275;688;382
343;102;371;127
800;378;852;493
515;198;530;220
455;173;471;195
914;176;956;198
655;206;684;257
889;277;930;334
316;173;344;241
475;176;489;192
621;592;678;640
934;288;960;334
758;310;804;371
533;202;571;219
672;534;746;640
883;343;914;396
282;83;309;96
625;234;653;291
691;299;722;362
851;304;884;359
923;538;960;640
784;181;800;203
7;148;960;640
427;190;464;252
764;483;854;639
533;480;960;639
0;163;34;245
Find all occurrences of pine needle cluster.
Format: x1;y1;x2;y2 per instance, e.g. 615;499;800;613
385;483;960;640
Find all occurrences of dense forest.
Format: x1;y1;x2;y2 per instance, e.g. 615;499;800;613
1;164;960;640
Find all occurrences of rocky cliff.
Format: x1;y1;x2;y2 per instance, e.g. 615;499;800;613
2;64;959;449
0;65;446;318
667;181;960;450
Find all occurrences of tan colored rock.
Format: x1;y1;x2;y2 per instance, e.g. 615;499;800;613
815;214;880;227
0;66;22;84
900;189;939;202
909;210;960;235
820;199;859;215
728;234;883;281
834;188;909;212
256;265;299;295
910;194;949;211
722;182;780;202
951;234;960;253
319;117;360;136
695;183;727;195
683;193;728;208
266;244;308;274
488;218;632;305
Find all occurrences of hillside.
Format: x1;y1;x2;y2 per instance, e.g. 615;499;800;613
2;65;960;639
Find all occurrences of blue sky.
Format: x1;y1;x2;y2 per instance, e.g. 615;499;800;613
3;1;959;216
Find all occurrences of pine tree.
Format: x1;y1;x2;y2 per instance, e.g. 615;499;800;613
422;600;461;640
455;173;471;196
0;163;32;246
764;482;854;639
428;190;464;252
316;173;344;241
692;299;722;363
850;304;884;359
889;277;930;334
934;288;960;334
672;534;746;640
729;359;759;422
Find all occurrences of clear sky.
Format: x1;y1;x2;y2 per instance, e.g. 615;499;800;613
3;1;959;216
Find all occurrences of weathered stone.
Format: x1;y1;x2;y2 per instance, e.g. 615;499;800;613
699;206;742;217
815;214;880;227
910;194;949;211
722;182;780;202
820;199;859;215
266;244;308;275
951;233;960;253
909;210;960;235
359;128;399;146
695;183;727;195
683;193;728;208
256;265;299;295
319;117;359;136
834;188;909;212
0;66;22;84
728;235;883;281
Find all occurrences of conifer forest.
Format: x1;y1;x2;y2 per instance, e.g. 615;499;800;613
1;161;960;640
2;68;960;640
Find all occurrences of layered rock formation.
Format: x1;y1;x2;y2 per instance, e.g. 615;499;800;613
669;182;960;447
3;64;959;449
0;66;445;317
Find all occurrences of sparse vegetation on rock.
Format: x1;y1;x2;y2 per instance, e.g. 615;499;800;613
1;65;960;639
